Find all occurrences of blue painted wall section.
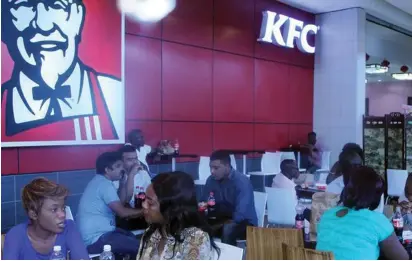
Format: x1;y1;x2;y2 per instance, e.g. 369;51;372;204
1;157;263;233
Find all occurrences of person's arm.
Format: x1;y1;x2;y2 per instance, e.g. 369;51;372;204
2;230;21;260
109;201;143;218
65;220;89;260
379;233;409;260
101;182;143;218
233;180;254;224
181;230;213;260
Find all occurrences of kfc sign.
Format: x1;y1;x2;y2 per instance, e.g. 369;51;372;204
258;10;319;54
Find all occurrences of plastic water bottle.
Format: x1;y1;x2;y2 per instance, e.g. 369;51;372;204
99;245;114;260
50;246;65;260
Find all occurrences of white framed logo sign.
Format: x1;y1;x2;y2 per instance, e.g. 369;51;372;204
258;10;319;54
1;0;125;147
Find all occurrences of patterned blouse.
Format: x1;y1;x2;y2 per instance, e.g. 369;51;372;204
137;227;213;260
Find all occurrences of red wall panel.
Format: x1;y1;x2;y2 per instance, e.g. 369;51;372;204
214;0;255;56
125;17;162;38
1;149;18;175
213;123;254;150
162;42;213;121
19;146;101;174
125;35;162;120
213;52;254;122
162;122;213;157
254;124;290;151
2;0;315;174
163;0;213;48
255;60;290;123
289;66;314;124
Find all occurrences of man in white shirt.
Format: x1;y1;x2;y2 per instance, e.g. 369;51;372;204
127;129;154;172
272;159;300;189
115;145;152;208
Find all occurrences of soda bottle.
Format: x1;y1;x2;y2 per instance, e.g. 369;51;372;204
174;139;180;155
295;200;305;230
393;206;404;242
50;245;65;260
207;192;216;219
99;245;115;260
134;186;146;209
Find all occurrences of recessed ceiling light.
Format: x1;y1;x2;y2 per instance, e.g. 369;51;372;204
392;73;412;80
378;79;382;82
366;64;389;74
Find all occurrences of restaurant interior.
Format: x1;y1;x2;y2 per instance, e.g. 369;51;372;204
1;0;412;260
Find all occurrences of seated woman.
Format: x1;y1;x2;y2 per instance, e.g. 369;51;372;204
317;166;408;260
3;178;89;260
137;171;220;260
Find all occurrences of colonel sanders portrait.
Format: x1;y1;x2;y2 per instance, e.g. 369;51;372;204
1;0;123;146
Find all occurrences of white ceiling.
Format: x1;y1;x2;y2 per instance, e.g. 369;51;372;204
384;0;412;16
277;0;412;32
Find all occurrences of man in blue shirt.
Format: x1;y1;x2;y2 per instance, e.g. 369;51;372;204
77;151;144;257
203;150;257;246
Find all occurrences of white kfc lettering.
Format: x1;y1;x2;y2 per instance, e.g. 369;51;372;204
258;10;319;54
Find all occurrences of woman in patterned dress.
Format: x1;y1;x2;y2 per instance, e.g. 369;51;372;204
137;172;220;260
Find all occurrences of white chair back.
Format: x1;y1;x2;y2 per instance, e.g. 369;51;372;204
214;242;243;260
265;187;297;226
198;156;211;181
374;195;384;213
253;191;268;227
261;152;281;174
230;154;237;170
281;151;296;161
320;151;331;170
387;169;408;197
65;206;74;220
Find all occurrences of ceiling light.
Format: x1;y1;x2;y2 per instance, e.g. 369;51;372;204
117;0;176;23
365;79;367;83
392;73;412;80
366;64;388;74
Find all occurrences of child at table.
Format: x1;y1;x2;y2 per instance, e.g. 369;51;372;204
3;178;89;260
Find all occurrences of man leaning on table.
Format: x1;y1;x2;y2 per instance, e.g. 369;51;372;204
77;152;143;258
202;150;258;246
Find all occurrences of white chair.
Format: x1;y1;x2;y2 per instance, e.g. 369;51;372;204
253;191;268;228
230;154;237;170
214;242;244;260
265;187;297;226
281;151;295;161
248;152;281;176
194;156;210;185
318;151;331;172
375;195;384;213
297;152;306;172
65;206;74;220
386;169;408;203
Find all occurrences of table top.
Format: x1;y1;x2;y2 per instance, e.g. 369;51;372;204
147;153;198;160
220;149;265;155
